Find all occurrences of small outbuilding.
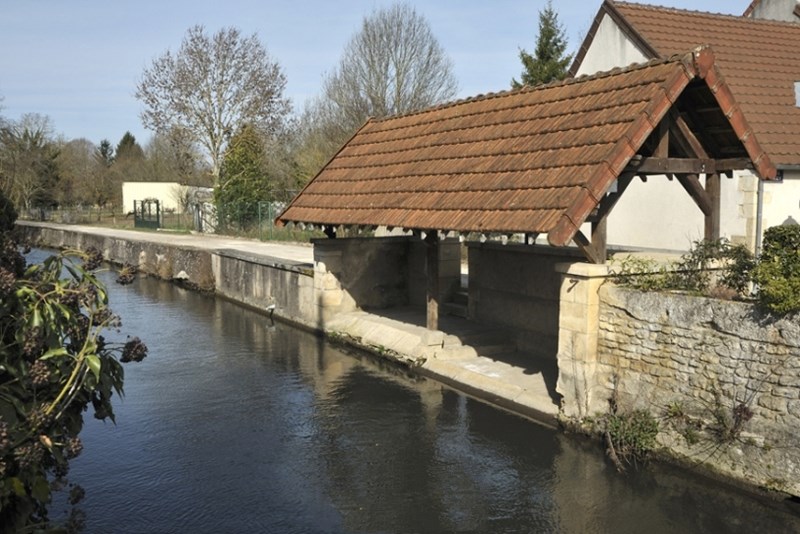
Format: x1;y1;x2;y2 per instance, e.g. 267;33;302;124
280;48;775;341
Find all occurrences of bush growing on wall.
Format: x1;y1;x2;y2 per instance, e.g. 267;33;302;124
610;238;755;296
611;228;800;316
754;225;800;315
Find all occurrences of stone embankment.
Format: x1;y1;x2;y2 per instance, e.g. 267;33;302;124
596;285;800;496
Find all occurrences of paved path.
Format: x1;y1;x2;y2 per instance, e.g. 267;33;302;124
21;221;315;264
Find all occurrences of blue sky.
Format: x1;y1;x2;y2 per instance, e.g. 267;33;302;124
0;0;742;146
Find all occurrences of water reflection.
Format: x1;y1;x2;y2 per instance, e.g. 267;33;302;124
48;266;800;533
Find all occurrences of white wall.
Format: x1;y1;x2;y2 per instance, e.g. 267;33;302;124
121;182;187;214
746;0;799;22
574;13;648;77
762;171;800;230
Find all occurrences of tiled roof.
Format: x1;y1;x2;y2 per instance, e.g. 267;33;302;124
595;1;800;167
279;48;774;246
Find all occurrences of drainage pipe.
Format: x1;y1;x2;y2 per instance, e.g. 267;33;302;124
755;176;764;257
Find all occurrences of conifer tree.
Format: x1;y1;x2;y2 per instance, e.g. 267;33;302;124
214;124;271;228
512;1;573;88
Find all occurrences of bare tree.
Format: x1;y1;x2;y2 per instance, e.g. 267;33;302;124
145;129;210;186
302;2;458;169
136;25;291;182
55;137;96;206
0;114;60;211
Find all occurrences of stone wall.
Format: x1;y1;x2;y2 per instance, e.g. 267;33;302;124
468;242;583;359
18;224;215;290
213;250;317;330
313;236;460;324
597;285;800;495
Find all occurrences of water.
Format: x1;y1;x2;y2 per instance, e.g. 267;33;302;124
40;255;800;533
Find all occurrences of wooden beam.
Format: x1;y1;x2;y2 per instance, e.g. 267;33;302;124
589;172;635;224
676;173;713;216
591;217;607;264
655;117;670;157
670;110;709;159
715;158;752;172
705;173;721;240
625;156;716;174
573;230;606;265
424;231;439;331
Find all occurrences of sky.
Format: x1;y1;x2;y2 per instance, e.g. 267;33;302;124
0;0;745;147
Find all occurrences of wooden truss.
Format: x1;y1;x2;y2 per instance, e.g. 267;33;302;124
573;109;747;264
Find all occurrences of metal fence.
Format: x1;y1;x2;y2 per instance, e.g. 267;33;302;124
20;198;320;243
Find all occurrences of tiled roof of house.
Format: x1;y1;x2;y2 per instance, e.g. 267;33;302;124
591;1;800;167
279;48;774;246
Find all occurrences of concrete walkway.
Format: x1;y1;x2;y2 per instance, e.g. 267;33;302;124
21;221;316;264
21;221;561;426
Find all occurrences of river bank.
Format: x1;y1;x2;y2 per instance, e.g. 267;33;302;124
17;220;800;505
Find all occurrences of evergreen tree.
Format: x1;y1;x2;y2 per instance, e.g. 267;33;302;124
96;139;114;166
214;124;271;228
115;131;144;161
512;1;573;88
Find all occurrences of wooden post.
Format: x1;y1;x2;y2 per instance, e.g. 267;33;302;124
425;231;439;331
705;173;721;240
591;216;608;264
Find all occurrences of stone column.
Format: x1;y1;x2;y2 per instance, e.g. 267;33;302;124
555;262;609;419
313;245;356;326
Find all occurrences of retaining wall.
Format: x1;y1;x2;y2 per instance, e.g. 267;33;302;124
213;250;317;330
17;225;216;290
597;285;800;495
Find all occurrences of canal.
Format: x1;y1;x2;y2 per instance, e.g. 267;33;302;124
50;260;800;533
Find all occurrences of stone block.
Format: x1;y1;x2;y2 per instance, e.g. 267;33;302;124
559;301;600;334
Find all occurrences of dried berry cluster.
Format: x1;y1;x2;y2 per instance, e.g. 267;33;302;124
121;336;148;363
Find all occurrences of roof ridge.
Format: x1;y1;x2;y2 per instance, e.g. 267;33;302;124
613;0;800;29
371;53;690;125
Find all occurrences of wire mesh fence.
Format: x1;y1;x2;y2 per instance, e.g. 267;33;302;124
19;197;321;243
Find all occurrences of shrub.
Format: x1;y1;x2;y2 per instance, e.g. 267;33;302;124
610;238;755;297
753;225;800;315
0;189;147;530
604;409;659;470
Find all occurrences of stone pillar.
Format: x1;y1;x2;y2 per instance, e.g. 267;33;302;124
313;246;356;326
555;262;609;419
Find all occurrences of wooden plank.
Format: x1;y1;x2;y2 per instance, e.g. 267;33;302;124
425;232;439;331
